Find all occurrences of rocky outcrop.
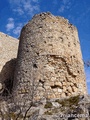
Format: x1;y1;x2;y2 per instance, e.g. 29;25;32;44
13;12;87;104
20;95;90;120
27;96;90;120
0;95;90;120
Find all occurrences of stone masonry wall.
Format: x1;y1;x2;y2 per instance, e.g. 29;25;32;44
0;32;19;92
13;12;87;103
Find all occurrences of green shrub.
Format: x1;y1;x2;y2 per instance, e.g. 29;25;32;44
44;111;53;115
44;101;53;108
55;95;80;107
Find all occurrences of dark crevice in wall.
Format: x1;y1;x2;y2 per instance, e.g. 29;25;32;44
0;58;17;97
33;63;38;68
39;79;45;88
51;85;61;89
3;78;13;96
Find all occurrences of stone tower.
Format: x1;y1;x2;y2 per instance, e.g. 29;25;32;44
13;12;87;103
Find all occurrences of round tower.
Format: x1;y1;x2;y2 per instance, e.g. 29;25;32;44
13;12;87;103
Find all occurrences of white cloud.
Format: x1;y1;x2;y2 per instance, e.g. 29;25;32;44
58;0;72;13
58;5;65;13
32;0;38;2
6;18;14;31
8;0;40;37
13;23;22;35
6;18;22;36
8;18;14;22
9;0;40;16
13;8;24;15
62;0;69;4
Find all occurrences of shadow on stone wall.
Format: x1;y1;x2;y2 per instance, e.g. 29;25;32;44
0;58;17;97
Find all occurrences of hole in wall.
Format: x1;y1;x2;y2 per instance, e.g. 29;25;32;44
68;42;70;47
44;41;46;43
31;44;35;47
39;79;44;84
73;55;75;58
25;71;27;73
51;85;60;89
68;44;70;47
59;37;63;42
48;36;53;38
33;63;38;68
26;50;29;52
36;52;39;56
48;44;53;46
39;26;43;28
65;92;68;96
74;43;76;46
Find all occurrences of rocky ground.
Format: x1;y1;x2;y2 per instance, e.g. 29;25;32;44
0;95;90;120
27;95;90;120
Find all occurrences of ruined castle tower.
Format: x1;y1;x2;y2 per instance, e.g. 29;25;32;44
13;12;87;102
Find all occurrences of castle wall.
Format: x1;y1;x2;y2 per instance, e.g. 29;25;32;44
0;32;18;92
13;13;87;102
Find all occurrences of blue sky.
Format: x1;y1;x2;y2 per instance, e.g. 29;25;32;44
0;0;90;93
